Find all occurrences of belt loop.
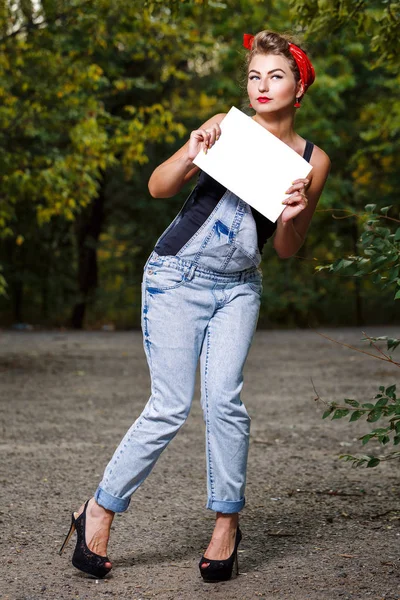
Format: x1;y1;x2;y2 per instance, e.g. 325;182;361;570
184;264;196;281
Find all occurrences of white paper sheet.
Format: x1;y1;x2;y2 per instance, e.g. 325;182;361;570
193;106;313;223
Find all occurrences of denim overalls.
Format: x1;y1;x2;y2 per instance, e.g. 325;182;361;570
95;188;263;514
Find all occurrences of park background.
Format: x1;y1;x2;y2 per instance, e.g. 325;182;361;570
1;3;400;598
0;0;399;330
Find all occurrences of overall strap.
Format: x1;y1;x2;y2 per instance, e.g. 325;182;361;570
303;140;314;163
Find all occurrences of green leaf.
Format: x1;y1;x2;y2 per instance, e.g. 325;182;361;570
385;385;397;399
339;454;358;464
367;457;380;468
365;204;377;213
332;409;350;419
322;407;335;419
341;259;354;269
387;267;399;284
394;228;400;241
344;398;359;407
367;408;383;422
394;435;400;446
380;435;390;445
380;206;392;215
376;397;389;407
370;428;390;436
350;410;365;422
387;339;400;351
361;433;373;445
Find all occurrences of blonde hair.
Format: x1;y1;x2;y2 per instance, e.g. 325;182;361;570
246;30;306;84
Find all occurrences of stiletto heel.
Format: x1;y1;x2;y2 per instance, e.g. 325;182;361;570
59;500;112;579
59;516;76;556
199;527;242;583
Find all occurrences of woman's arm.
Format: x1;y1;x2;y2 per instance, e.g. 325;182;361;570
273;146;331;258
148;113;226;198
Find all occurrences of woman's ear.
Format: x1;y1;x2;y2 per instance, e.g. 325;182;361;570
296;81;305;99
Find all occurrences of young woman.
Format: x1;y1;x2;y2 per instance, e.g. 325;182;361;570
60;30;330;582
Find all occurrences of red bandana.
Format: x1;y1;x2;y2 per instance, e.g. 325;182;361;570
243;34;315;96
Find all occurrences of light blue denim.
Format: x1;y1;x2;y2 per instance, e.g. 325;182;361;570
95;188;263;514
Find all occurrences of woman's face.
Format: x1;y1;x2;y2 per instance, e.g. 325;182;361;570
247;53;301;113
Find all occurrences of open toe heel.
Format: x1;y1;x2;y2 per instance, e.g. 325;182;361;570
59;500;112;579
199;527;242;583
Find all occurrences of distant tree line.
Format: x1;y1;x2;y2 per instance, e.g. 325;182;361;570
0;0;398;328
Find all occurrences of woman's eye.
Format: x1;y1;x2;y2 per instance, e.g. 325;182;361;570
271;75;283;80
249;75;259;81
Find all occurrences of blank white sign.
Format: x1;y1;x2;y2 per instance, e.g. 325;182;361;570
193;107;313;223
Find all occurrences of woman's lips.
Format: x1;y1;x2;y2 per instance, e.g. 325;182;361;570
257;97;271;103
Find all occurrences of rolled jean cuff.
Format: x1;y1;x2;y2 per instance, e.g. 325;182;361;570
94;486;130;513
206;497;245;513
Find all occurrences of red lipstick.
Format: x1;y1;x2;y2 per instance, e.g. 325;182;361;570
257;97;271;103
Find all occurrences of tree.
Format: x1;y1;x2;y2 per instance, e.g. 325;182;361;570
1;0;398;328
0;0;217;325
291;0;400;466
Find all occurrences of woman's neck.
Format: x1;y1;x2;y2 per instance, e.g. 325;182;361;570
252;111;297;146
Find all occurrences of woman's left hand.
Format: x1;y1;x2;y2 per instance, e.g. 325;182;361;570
281;178;309;224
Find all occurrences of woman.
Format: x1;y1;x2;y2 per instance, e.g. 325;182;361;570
60;30;330;582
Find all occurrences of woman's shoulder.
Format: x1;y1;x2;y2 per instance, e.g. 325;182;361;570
305;142;331;189
199;112;227;129
308;142;331;170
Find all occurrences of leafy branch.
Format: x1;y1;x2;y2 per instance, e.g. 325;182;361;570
315;205;400;301
314;380;400;468
312;330;400;368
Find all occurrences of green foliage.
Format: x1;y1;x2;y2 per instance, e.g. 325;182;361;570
0;0;220;322
315;205;400;301
290;0;400;67
1;0;400;326
363;336;400;352
317;201;400;468
0;0;200;234
293;0;400;469
323;383;400;468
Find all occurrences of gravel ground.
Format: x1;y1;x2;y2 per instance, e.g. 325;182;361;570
1;327;400;600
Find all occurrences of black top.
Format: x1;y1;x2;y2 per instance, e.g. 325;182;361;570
155;140;314;256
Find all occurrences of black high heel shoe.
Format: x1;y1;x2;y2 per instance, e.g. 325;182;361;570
199;527;242;582
59;499;112;579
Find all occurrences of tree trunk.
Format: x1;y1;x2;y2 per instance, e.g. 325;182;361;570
13;280;23;323
70;180;106;329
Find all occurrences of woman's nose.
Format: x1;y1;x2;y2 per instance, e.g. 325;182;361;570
258;78;268;92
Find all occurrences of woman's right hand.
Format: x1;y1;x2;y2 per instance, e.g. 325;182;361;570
148;113;225;198
187;121;222;161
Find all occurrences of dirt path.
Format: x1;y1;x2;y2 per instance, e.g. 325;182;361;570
1;327;400;600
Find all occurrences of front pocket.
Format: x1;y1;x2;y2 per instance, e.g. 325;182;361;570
246;280;263;296
145;265;187;292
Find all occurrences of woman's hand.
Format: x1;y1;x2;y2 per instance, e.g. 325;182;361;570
187;122;222;161
280;178;310;224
